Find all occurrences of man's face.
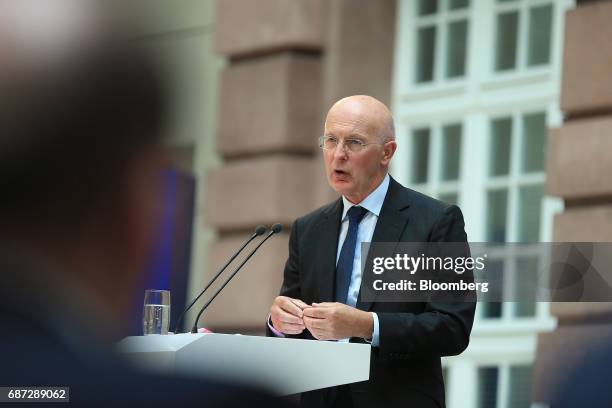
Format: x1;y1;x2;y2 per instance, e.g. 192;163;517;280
323;106;392;204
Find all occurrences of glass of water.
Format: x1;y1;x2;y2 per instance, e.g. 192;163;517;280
143;289;171;335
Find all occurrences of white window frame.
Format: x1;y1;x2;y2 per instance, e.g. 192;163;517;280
391;1;575;408
480;0;570;88
478;108;549;323
491;0;555;73
396;0;473;96
406;120;464;203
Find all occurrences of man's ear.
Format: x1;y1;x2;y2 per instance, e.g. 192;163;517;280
381;140;397;166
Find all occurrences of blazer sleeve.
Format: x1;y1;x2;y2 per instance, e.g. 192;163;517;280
278;218;302;300
376;205;476;360
265;219;313;339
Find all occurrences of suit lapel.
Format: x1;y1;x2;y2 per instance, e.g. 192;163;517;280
357;177;411;311
316;198;343;302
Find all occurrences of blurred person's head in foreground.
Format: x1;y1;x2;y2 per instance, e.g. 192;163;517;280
0;0;167;339
0;3;293;406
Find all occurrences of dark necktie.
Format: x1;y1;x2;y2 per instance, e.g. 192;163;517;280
334;206;369;304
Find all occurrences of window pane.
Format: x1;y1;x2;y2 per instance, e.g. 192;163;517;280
487;189;508;243
441;124;462;180
449;0;469;10
478;367;499;408
508;365;533;408
439;192;458;206
482;302;503;319
490;118;512;176
442;367;449;391
446;20;468;78
495;12;519;71
514;256;538;317
442;367;450;404
480;259;503;318
416;26;436;83
527;5;553;66
518;185;543;243
418;0;438;16
522;112;546;173
411;128;430;183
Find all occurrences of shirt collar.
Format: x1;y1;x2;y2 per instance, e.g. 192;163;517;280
341;173;390;221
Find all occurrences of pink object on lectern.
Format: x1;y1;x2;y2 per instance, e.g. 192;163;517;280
197;327;213;334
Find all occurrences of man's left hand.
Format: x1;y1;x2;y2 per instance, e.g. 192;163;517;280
302;302;373;341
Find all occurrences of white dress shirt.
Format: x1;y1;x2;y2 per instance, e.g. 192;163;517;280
336;173;389;347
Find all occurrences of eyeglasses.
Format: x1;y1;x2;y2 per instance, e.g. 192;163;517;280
318;136;383;153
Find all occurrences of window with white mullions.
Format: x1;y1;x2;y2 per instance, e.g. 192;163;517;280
414;0;470;84
478;245;542;320
485;111;546;244
493;0;554;72
481;110;547;321
476;363;533;408
408;122;463;206
394;2;568;407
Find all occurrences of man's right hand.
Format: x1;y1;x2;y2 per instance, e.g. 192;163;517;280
270;296;309;335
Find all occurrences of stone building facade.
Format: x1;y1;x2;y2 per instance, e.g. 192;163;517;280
203;0;397;332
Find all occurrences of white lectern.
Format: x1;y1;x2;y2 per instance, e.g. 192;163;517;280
117;333;370;396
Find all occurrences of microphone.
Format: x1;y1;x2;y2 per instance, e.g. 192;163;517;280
191;223;283;333
173;225;267;333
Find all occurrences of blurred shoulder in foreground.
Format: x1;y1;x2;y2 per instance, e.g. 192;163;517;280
550;338;612;408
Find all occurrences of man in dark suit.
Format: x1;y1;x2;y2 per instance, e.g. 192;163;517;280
267;95;475;407
0;1;287;406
